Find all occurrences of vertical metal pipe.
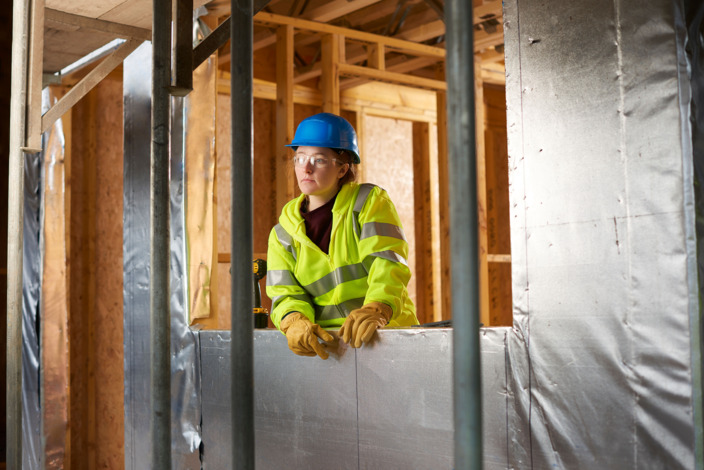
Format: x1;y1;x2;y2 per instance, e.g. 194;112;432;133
231;0;255;467
7;0;31;467
446;0;482;468
151;0;172;467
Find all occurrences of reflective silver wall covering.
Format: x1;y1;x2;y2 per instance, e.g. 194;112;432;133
504;0;700;467
123;43;201;468
200;328;512;469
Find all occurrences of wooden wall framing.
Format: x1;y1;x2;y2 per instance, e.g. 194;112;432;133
212;10;512;327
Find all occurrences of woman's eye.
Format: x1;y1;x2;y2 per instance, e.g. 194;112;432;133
315;158;327;166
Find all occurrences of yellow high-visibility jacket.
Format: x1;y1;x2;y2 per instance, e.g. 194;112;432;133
266;182;419;329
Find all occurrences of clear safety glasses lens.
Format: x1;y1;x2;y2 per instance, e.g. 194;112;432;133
293;155;340;168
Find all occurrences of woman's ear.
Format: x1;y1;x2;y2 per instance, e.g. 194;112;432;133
338;163;350;180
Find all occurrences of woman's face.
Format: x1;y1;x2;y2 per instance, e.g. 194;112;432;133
294;146;349;201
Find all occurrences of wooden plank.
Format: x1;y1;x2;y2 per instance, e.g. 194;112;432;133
193;16;230;70
321;33;341;114
413;121;433;325
474;24;504;51
44;0;125;19
41;39;141;134
97;0;208;29
338;62;447;90
475;0;503;20
171;0;194;96
302;0;383;23
487;254;511;263
395;19;444;43
24;0;45;153
354;108;366;182
44;8;151;41
367;43;385;70
254;12;446;59
475;56;490;327
433;72;451;322
276;24;295;214
478;48;505;63
222;75;438;122
340;55;441;90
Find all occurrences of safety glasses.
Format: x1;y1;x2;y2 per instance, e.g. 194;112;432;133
292;154;343;168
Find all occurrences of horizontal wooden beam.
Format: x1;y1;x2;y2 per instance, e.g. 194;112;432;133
254;11;446;59
395;19;444;43
338;62;446;90
302;0;382;23
45;8;151;41
219;74;438;122
474;0;503;21
42;39;142;133
474;24;504;51
340;55;441;89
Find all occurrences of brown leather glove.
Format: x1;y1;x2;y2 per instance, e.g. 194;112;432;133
338;302;393;348
280;312;334;359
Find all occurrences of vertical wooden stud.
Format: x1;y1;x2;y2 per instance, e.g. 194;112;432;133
171;0;194;95
24;0;44;152
367;43;385;70
321;33;340;114
474;55;489;327
354;108;366;182
276;24;295;214
433;68;452;322
413;121;433;325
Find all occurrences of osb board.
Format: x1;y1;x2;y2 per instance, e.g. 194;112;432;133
69;77;124;469
361;115;417;310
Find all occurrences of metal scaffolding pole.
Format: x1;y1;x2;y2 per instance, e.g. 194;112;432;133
231;0;255;467
446;0;482;468
150;0;172;466
7;0;31;466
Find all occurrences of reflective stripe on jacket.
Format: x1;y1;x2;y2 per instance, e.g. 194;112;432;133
266;182;419;328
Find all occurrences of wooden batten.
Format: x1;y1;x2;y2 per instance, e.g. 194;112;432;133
24;0;45;153
413;121;433;325
475;56;490;328
275;24;295;213
321;33;341;114
433;71;452;323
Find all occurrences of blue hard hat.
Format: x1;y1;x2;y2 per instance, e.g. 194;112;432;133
286;113;361;163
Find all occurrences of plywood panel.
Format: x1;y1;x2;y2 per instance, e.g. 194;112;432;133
69;77;124;469
43;28;117;73
46;0;126;19
362;115;416;309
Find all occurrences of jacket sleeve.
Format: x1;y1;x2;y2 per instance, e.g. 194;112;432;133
356;187;411;318
265;225;315;329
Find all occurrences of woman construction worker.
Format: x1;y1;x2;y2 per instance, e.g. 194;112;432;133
266;112;419;359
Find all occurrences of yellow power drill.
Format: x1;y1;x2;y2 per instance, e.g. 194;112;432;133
253;259;269;328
